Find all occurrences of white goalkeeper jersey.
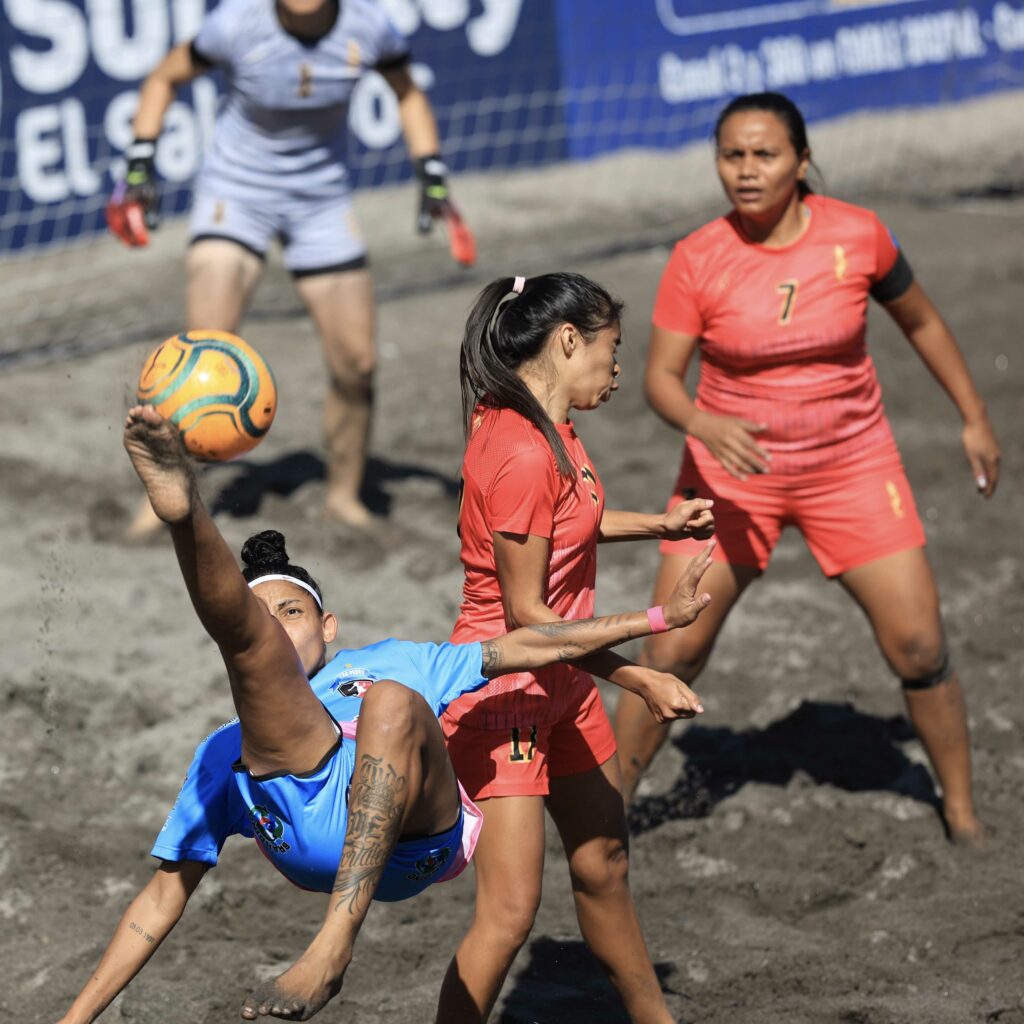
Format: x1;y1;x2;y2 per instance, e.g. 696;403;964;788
191;0;409;201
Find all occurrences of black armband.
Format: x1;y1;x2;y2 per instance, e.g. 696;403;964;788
870;250;914;304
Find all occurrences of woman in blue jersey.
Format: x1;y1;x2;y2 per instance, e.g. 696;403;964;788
56;404;713;1023
113;0;458;536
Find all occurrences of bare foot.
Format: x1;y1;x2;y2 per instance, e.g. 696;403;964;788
945;807;988;849
241;958;345;1021
122;406;195;525
324;490;375;529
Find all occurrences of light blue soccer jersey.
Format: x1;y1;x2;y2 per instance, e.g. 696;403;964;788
151;639;486;894
191;0;408;200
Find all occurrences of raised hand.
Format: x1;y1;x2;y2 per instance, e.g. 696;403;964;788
662;540;716;629
661;497;715;540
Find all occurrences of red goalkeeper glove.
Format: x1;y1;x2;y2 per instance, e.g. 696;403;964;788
107;139;159;247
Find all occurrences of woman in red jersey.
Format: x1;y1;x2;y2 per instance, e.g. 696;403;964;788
436;272;716;1023
613;92;1001;845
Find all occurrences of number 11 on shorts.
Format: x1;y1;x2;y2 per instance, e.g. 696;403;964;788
509;726;537;762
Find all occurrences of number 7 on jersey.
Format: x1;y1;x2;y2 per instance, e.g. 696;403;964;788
776;280;799;325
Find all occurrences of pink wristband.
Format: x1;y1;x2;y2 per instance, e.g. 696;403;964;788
646;606;669;634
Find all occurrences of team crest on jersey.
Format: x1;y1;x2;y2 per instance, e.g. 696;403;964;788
406;846;451;882
580;465;599;505
347;40;362;67
331;665;379;698
250;805;291;853
834;245;848;281
297;63;313;98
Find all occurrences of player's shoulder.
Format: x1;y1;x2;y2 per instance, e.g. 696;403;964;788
670;214;741;271
467;411;557;491
204;0;270;28
468;408;551;457
344;0;391;21
189;717;242;767
343;0;405;38
807;193;881;233
198;0;276;54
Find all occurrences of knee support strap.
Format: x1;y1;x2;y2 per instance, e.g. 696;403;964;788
901;652;953;690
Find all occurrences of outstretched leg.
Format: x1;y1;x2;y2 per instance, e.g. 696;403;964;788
124;405;336;776
435;795;547;1022
547;757;673;1024
839;547;983;844
241;680;462;1020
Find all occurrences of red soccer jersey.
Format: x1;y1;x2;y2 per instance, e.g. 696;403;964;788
447;406;605;729
653;194;904;474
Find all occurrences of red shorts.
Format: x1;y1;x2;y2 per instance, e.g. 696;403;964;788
661;443;926;577
441;684;617;800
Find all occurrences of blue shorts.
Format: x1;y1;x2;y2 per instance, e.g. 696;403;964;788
375;807;468;902
231;725;482;899
188;188;367;276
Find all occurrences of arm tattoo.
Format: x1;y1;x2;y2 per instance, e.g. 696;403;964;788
524;614;637;660
481;639;504;674
332;754;407;917
128;921;156;944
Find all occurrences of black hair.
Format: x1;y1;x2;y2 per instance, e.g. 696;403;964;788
240;530;323;608
714;91;816;198
460;272;624;477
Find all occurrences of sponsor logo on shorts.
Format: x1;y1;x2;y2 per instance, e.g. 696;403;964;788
250;805;291;854
885;480;905;518
406;846;451;882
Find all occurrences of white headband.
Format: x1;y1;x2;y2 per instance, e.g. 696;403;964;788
247;573;323;609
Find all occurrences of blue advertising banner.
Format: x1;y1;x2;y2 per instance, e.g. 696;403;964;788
2;0;1023;254
555;0;1024;159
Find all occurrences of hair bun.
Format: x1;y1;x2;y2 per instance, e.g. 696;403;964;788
240;530;290;570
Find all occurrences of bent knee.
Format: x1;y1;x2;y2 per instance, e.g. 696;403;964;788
645;634;709;682
474;890;540;950
886;632;948;682
569;839;630;898
328;358;375;397
359;680;431;737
